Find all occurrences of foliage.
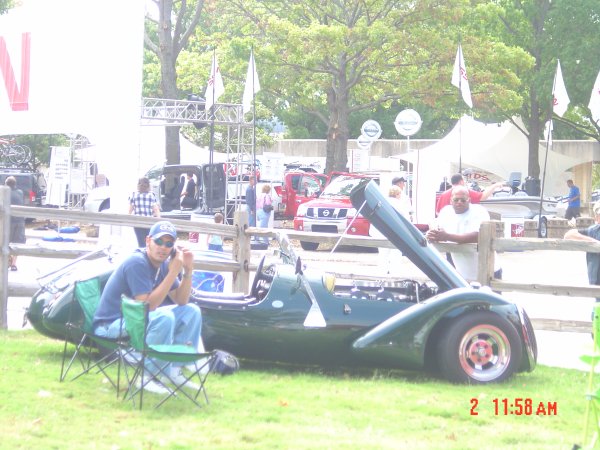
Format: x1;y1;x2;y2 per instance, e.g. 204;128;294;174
0;330;592;449
0;0;12;14
471;0;600;177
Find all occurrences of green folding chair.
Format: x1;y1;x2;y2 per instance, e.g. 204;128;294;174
120;295;216;410
580;303;600;448
60;277;125;393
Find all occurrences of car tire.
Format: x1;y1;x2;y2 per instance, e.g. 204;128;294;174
436;311;522;384
300;241;319;251
538;217;548;238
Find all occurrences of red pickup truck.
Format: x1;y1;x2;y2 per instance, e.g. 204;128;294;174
293;173;376;250
274;171;329;218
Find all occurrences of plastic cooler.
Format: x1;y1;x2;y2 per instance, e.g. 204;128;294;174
191;270;225;293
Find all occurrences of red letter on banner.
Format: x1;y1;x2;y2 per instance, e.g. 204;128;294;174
0;32;31;111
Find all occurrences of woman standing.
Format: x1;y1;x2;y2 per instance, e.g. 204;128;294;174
129;177;161;247
5;176;25;271
256;184;273;244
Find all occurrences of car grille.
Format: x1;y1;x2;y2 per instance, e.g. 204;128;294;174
307;207;347;219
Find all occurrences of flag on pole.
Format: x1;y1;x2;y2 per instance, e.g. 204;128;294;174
552;60;570;117
242;50;260;115
588;69;600;126
205;52;224;110
451;44;473;108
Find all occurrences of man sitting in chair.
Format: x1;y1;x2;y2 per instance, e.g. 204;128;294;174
92;220;201;394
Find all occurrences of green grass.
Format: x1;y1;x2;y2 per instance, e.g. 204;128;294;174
0;330;593;449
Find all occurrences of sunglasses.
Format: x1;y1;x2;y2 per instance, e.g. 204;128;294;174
153;237;175;248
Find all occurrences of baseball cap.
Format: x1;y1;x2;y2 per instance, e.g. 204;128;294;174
148;221;177;240
392;176;406;184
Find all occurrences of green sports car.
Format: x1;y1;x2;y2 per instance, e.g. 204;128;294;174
27;181;537;384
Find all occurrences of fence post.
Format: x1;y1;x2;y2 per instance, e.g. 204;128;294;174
477;221;496;287
0;186;11;329
232;209;250;293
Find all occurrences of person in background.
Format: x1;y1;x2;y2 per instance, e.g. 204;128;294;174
435;173;504;215
564;201;600;317
180;172;197;209
206;212;224;252
391;176;412;221
427;185;502;282
388;185;411;220
565;179;581;220
92;221;201;394
256;184;273;244
245;176;257;227
129;177;161;248
5;176;25;271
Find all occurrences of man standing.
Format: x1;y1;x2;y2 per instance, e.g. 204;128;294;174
427;186;501;282
435;173;504;215
245;176;257;227
565;179;581;220
564;202;600;302
5;176;25;271
93;221;202;394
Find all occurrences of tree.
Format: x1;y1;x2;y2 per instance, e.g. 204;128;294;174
473;0;600;178
144;0;205;165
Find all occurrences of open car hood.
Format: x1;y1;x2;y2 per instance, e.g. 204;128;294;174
350;180;468;292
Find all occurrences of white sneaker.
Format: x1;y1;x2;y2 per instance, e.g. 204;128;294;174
136;375;170;395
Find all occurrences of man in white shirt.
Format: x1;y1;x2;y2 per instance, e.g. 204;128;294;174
426;186;501;281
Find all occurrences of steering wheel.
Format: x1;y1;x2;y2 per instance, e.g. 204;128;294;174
250;255;266;296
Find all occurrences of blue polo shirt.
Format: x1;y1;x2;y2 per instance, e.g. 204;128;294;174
92;249;180;327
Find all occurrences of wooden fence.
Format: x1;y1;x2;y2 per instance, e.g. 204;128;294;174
2;186;600;332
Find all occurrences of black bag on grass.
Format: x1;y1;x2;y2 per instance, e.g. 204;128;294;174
210;350;240;375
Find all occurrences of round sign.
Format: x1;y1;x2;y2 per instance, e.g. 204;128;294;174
394;109;422;137
356;134;372;150
361;120;382;141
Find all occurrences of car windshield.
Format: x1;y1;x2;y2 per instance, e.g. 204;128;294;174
320;176;370;197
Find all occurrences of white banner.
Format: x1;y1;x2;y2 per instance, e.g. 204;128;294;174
0;0;145;138
0;0;146;213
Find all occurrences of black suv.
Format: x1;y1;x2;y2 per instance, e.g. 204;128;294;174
0;168;47;206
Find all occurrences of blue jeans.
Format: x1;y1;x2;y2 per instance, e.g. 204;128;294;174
94;303;202;376
256;209;270;243
247;206;256;227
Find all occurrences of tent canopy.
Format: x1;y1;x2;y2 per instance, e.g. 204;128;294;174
401;116;585;224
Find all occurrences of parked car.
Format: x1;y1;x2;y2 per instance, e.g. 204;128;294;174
82;163;227;220
293;173;376;250
0;167;46;207
25;180;537;384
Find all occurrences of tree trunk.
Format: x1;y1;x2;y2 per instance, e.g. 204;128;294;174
324;74;350;173
158;2;181;165
527;86;541;179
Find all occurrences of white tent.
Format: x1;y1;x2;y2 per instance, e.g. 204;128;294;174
401;116;586;224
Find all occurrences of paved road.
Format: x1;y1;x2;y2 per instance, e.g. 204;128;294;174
5;231;596;372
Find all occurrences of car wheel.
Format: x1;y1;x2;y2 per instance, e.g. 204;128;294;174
300;241;319;251
538;217;548;238
436;311;522;384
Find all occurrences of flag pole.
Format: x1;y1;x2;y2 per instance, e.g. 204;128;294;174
251;47;257;182
208;49;217;213
457;42;463;173
537;60;560;235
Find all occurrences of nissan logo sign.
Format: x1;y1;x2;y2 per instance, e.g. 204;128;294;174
360;120;382;141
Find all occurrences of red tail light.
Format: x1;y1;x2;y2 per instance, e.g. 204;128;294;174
29;190;36;202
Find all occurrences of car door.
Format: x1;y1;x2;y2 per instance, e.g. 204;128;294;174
283;173;327;217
